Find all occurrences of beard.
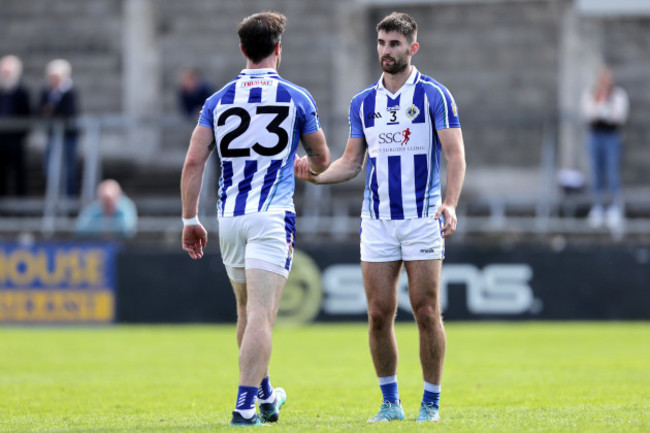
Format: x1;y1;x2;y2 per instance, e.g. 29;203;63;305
380;55;409;75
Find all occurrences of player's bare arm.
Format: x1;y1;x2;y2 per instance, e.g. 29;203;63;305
295;136;366;185
434;127;466;238
180;125;213;259
300;129;330;174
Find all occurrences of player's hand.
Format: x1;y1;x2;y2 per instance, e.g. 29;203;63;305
434;204;457;238
294;155;319;184
182;224;208;259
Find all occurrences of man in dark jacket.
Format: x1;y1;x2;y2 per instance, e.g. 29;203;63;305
40;58;79;197
0;55;31;196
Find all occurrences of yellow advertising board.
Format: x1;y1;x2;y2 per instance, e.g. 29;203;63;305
0;243;117;324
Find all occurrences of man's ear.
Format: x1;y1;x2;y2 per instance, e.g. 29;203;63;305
240;45;247;57
410;42;420;57
274;42;281;55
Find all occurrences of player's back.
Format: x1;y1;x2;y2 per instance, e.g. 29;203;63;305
198;69;321;217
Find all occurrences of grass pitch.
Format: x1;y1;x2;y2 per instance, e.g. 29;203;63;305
1;322;648;432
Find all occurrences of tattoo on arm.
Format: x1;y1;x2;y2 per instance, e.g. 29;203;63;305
303;142;320;157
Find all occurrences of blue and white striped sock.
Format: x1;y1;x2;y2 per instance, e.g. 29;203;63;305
378;375;399;403
235;385;258;419
422;382;441;408
257;376;275;403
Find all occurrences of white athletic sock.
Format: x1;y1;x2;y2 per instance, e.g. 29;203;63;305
378;375;398;385
235;408;256;419
424;382;441;393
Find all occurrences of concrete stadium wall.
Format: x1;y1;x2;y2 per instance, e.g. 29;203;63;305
1;0;648;197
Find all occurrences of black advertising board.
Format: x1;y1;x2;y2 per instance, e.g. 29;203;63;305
115;243;650;323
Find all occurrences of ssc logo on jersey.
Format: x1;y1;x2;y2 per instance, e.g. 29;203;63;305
377;128;412;146
405;104;420;119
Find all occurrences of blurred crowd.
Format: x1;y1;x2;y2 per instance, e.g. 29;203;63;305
0;55;80;198
0;52;633;239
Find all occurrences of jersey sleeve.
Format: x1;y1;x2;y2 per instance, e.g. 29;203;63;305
429;84;461;130
197;96;217;129
348;95;365;138
295;90;321;135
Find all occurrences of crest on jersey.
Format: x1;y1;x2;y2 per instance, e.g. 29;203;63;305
452;103;458;117
405;104;420;120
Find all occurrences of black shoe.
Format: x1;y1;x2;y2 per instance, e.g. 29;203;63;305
229;411;267;426
259;387;287;423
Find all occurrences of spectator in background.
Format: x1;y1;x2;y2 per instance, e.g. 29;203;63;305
581;67;629;230
40;59;80;197
0;55;31;196
177;67;213;121
76;179;138;238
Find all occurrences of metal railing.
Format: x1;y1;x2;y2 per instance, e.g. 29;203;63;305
0;114;649;241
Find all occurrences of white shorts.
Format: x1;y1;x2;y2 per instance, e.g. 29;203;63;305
219;211;296;282
360;216;445;262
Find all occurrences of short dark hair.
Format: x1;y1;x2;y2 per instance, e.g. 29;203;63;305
237;11;286;64
376;12;418;43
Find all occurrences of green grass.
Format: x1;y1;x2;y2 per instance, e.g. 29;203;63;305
1;322;648;432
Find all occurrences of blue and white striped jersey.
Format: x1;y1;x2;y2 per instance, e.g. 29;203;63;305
349;66;460;220
199;69;321;217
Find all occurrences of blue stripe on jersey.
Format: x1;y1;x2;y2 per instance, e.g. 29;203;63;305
234;160;258;216
368;157;380;219
284;211;296;270
276;84;291;103
387;95;400;110
248;87;262;103
220;161;234;216
412;83;426;123
362;89;377;129
258;159;282;211
414;154;428;217
425;124;442;216
220;83;236;105
387;156;404;219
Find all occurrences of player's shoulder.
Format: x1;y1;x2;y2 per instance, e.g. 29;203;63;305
203;78;238;107
417;73;449;91
274;77;317;105
350;82;379;106
417;73;455;101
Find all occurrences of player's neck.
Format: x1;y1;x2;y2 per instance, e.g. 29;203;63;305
382;65;412;94
245;56;278;71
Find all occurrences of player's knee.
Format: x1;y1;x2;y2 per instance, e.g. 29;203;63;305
412;303;441;326
367;304;396;330
246;306;275;326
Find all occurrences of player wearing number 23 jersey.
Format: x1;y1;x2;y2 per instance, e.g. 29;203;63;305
181;12;330;427
198;69;321;217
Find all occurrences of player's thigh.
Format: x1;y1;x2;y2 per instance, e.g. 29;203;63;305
360;217;402;262
362;260;402;313
244;211;295;278
404;259;443;314
245;268;286;320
